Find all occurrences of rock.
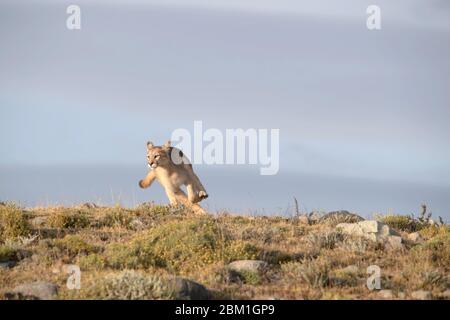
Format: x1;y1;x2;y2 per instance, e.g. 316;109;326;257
407;232;423;242
359;220;399;236
398;292;406;299
318;211;365;224
228;260;269;274
336;220;402;246
441;290;450;299
411;290;432;300
0;261;16;269
386;235;403;250
340;265;359;274
378;290;394;299
171;278;211;300
30;216;47;227
297;215;310;225
337;223;367;237
81;202;98;209
308;210;327;223
130;218;144;230
11;281;58;300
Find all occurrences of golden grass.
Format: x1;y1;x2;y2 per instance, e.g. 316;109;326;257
0;204;448;300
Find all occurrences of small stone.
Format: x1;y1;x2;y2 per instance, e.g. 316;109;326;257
11;281;58;300
0;261;16;269
411;290;432;300
340;265;359;274
298;215;310;225
171;278;211;300
30;216;47;227
308;210;326;223
386;235;403;250
130;218;144;230
336;220;401;245
441;290;450;299
358;220;381;234
228;260;268;274
81;202;98;209
378;290;394;299
408;232;423;242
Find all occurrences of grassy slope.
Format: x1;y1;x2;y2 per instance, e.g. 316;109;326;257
0;203;449;300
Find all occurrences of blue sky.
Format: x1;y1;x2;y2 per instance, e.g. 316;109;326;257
1;1;449;215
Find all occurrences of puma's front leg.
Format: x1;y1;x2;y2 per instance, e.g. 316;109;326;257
139;170;156;189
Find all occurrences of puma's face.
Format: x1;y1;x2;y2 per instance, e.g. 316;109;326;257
146;140;171;169
146;147;165;169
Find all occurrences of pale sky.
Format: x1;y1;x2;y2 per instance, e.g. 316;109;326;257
1;1;449;215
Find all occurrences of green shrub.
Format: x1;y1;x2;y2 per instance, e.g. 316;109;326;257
48;210;90;229
420;225;450;239
78;254;106;270
237;270;262;285
417;229;450;267
420;270;449;291
258;249;295;264
306;231;346;250
100;208;133;229
377;215;426;233
104;242;165;270
135;203;185;216
102;218;257;273
281;260;331;288
53;235;97;257
331;267;359;287
0;245;17;262
82;271;174;300
0;204;31;242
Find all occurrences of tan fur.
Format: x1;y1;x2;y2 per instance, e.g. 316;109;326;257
139;140;208;214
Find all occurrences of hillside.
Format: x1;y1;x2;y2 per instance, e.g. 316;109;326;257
0;203;449;300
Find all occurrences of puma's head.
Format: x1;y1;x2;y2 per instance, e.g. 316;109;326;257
146;140;171;169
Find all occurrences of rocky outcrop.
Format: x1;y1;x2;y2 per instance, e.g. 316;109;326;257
228;260;268;274
407;232;423;242
318;211;365;224
336;220;403;249
411;290;432;300
171;278;211;300
10;281;58;300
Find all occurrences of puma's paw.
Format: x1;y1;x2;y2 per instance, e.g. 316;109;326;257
139;180;146;188
198;191;208;199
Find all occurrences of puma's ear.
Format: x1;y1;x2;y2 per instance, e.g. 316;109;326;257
162;140;171;150
147;141;154;150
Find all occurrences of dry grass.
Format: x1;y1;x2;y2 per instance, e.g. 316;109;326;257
0;203;448;300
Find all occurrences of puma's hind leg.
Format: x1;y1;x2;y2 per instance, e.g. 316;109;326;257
185;166;208;201
172;188;206;214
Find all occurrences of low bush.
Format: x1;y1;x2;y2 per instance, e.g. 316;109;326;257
0;204;31;242
48;210;90;229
